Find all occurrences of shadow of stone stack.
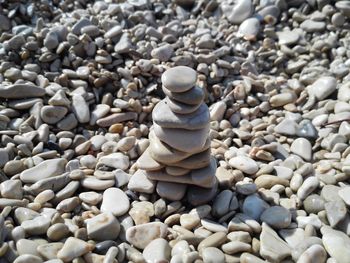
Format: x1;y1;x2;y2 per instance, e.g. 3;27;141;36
135;66;218;206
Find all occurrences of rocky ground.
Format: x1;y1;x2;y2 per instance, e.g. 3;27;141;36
0;0;350;262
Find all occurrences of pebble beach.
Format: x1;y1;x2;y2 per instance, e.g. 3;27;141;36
0;0;350;262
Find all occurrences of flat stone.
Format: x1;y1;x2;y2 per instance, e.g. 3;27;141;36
309;76;337;100
20;158;66;183
242;194;269;221
298;244;327;263
237;17;260;41
86;212;120;241
274;119;298;136
300;20;326;32
156;181;187;201
260;222;291;262
202;247;225;263
97;153;129;170
147;157;216;188
260;206;291;229
100;188;130;216
153;122;209;153
321;226;350;263
325;200;347;227
197;232;227;252
37;243;63;260
277;30;300;45
72;94;90;123
303;194;325;214
212;190;233;217
13;255;43;263
21;215;51;235
0;179;23;199
57;237;94;262
279;228;306;248
104;25;122;38
81;177;115;191
166;97;201;114
151;44;174;62
338;187;350;205
96;112;138;127
16;239;40;256
161;66;197;92
254;175;289;189
291;237;323;261
163;85;204;105
229;156;258;175
152;100;210;130
209;101;226;121
187;179;218;206
128;169;156;194
136;148;164;171
40;106;68;124
224;0;252;24
163;148;211;170
143;238;171;263
297;176;319;200
79;191;102;206
0;84;45;98
126;222;168;249
165;166;190;176
47;223;69;241
290;138;312;161
148;130;193;164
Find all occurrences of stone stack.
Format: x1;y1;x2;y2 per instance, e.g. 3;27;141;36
134;66;218;205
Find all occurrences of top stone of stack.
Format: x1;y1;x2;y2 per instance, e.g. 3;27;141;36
161;66;198;92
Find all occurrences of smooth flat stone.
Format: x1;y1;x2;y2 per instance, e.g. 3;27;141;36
165;166;190;176
57;237;94;262
37;243;63;260
162;85;204;105
20;158;67;184
86;212;120;241
161;66;197;92
321;226;350;263
325;200;347;227
202;247;225;263
143;238;171;263
153;100;210;130
260;206;292;229
100;188;130;216
260;223;291;262
165;97;201;114
168;148;211;169
242;194;269;221
228;156;259;175
153;122;209;153
0;84;45;98
148;130;192;164
298;244;327;263
81;177;115;191
290;138;312;161
126;222;168;249
150;130;211;165
16;239;40;256
13;255;43;263
127;169;156;194
156;182;187;201
147;157;216;188
97;152;129;170
309;76;337;101
187;179;218;206
136;148;164;171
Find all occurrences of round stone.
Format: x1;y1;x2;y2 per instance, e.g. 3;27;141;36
260;206;292;229
161;66;197;92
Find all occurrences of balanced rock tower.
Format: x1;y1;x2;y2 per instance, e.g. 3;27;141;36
133;66;218;205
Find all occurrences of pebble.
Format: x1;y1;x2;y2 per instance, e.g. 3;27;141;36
126;222;168;249
20;158;66;183
100;188;130;216
291;138;312;161
57;237;94;262
321;226;350;263
297;244;327;263
161;66;197;92
260;223;291;262
260;206;291;229
242;194;269;221
297;177;319;200
228;156;259;175
86;212;120;241
0;84;45;99
202;247;225;263
143;238;171;262
309;76;337;100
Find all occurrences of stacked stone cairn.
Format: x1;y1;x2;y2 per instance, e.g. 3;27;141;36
134;66;218;205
